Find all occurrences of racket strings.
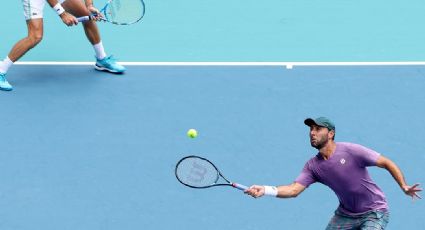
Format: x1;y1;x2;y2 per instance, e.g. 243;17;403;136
176;158;219;188
107;0;144;24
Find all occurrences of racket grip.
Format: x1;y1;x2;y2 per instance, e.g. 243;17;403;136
77;16;91;22
232;183;248;191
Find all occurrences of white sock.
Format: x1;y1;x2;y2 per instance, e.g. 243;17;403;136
0;56;14;74
93;42;107;60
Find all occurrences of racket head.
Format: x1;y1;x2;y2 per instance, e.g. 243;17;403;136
175;155;230;189
102;0;145;25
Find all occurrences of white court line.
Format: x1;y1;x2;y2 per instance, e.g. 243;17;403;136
15;61;425;66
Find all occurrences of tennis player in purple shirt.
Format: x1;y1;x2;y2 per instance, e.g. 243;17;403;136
245;117;422;229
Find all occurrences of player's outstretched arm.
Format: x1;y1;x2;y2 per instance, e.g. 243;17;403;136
377;155;422;200
245;182;306;198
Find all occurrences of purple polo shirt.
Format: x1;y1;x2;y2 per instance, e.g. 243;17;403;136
295;142;388;215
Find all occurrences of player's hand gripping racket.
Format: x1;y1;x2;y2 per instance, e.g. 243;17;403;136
77;0;145;25
175;155;248;191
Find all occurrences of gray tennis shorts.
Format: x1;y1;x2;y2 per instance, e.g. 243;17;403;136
326;210;389;230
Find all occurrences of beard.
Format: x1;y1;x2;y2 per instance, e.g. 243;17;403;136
310;136;328;150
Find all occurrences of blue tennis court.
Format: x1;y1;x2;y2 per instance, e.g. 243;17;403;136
1;0;424;229
0;64;424;229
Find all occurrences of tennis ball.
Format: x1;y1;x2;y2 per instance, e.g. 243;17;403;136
187;129;198;138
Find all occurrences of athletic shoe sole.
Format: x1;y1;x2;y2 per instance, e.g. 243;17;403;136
94;64;125;74
0;87;13;91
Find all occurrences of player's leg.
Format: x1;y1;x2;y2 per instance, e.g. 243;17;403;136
0;0;45;91
61;0;126;74
8;19;44;62
359;211;389;230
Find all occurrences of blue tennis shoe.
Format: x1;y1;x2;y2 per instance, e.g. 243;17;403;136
95;55;126;73
0;72;12;91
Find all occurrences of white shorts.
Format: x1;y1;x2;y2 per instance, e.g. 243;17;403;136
22;0;66;20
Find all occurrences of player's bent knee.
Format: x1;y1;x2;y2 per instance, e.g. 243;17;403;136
28;34;43;47
32;35;43;45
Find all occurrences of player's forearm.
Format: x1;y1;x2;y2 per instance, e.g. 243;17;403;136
384;160;407;190
46;0;60;8
276;184;299;198
46;0;68;17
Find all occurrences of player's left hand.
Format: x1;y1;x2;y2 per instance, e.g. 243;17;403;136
403;183;422;200
87;5;104;21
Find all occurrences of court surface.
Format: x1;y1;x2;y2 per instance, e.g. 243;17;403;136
1;0;425;228
1;0;425;62
0;64;424;230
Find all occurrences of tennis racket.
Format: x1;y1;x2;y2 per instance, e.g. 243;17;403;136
77;0;145;25
175;155;248;191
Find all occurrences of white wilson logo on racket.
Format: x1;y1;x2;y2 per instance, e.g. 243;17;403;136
187;160;207;183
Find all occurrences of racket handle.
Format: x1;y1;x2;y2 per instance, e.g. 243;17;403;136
232;183;248;191
77;16;91;22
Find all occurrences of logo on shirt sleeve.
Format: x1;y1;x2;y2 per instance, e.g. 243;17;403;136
340;158;346;165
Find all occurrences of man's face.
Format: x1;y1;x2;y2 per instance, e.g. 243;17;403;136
309;125;330;149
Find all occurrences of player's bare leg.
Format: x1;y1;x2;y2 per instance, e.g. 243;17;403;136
62;0;126;73
0;19;44;91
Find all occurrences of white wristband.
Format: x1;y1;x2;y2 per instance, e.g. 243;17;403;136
264;185;278;197
53;3;65;15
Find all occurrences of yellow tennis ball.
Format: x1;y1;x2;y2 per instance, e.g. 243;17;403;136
187;129;198;138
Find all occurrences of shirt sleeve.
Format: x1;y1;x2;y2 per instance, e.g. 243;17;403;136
348;143;381;167
295;161;316;187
